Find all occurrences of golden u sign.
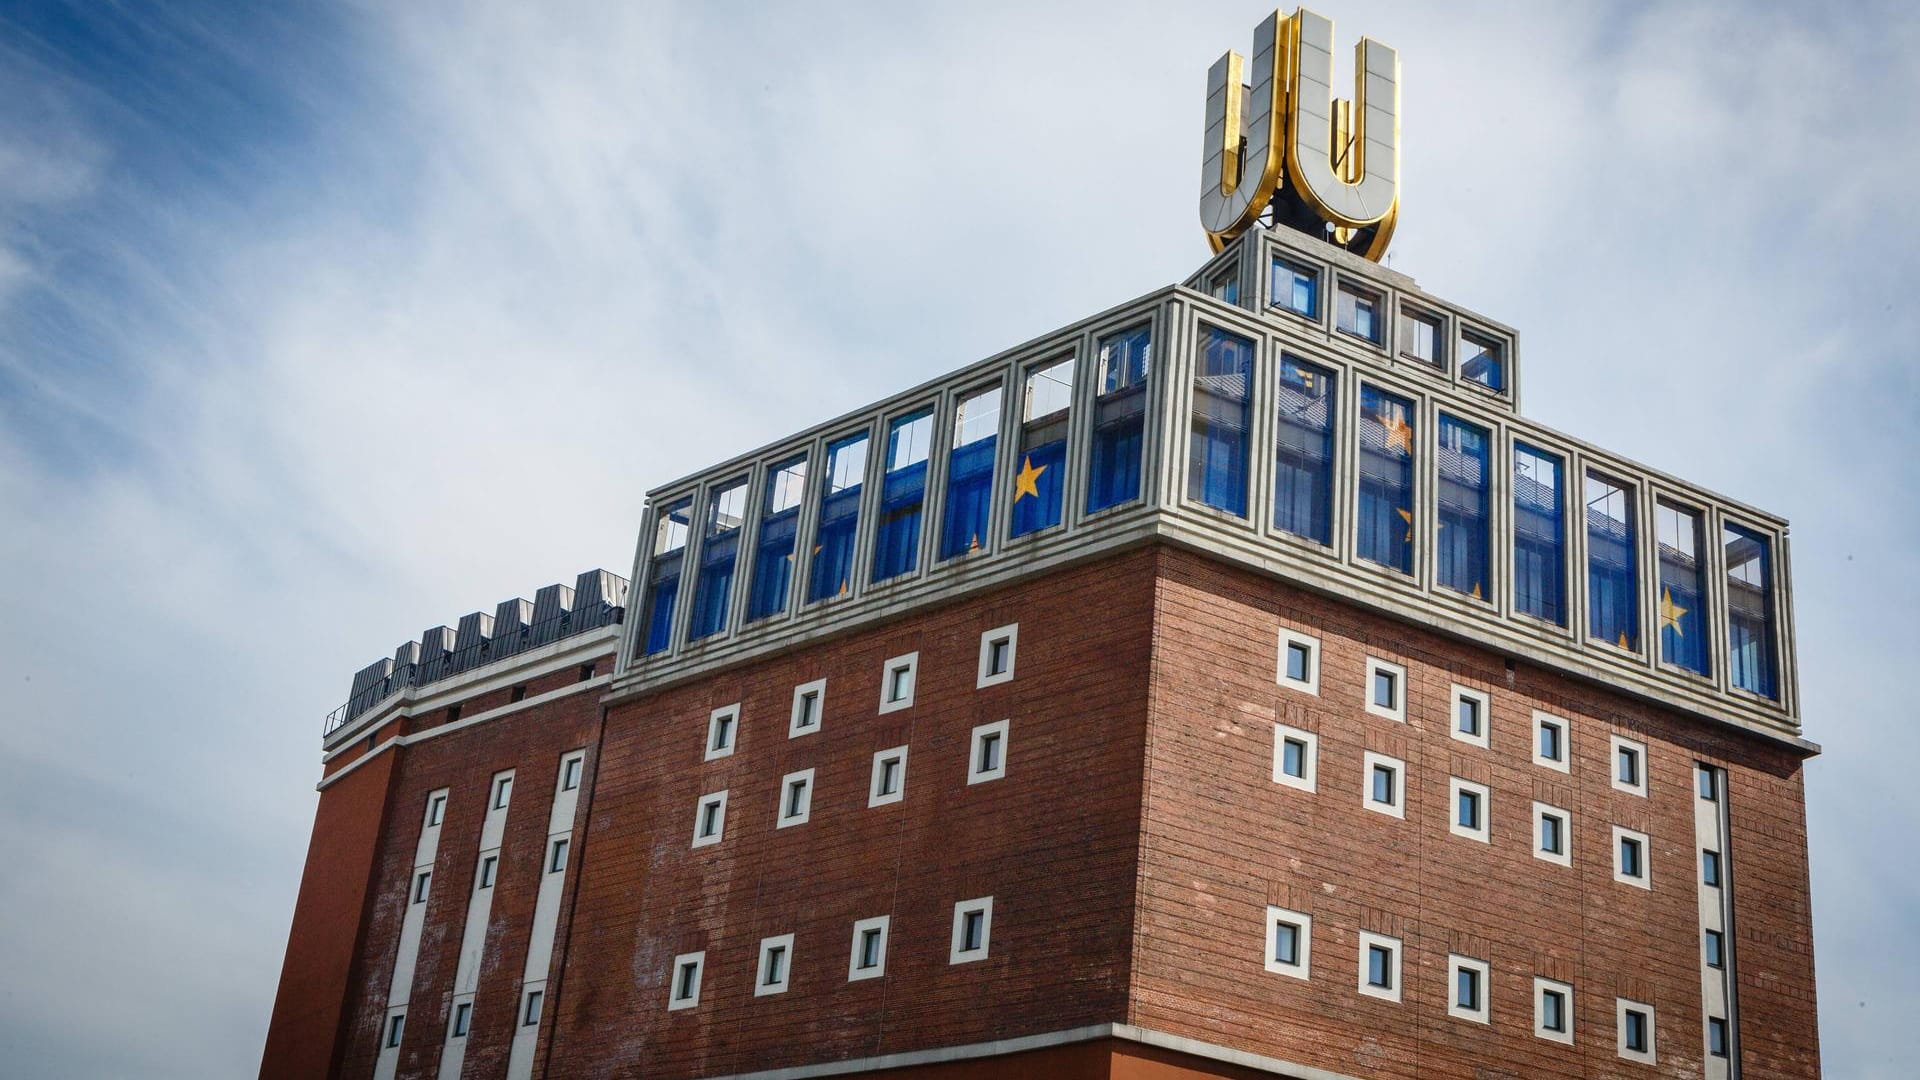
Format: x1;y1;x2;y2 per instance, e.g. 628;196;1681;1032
1200;8;1400;260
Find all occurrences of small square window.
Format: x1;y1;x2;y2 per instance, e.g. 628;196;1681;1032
522;989;543;1026
789;679;826;737
1450;685;1490;749
1704;928;1725;969
756;933;795;997
977;624;1019;688
1461;330;1506;393
1276;628;1320;695
949;897;994;964
706;705;739;760
1614;826;1651;889
1358;931;1402;1002
427;793;447;827
879;652;919;713
385;1012;405;1048
493;775;514;810
510;683;528;704
451;1001;472;1038
578;662;597;682
548;838;569;874
1447;954;1490;1024
869;746;909;807
561;755;583;791
1709;1015;1729;1057
1399;308;1445;369
691;790;728;848
849;915;891;981
968;720;1010;785
1533;802;1572;867
1533;712;1570;772
1364;657;1407;722
1534;978;1573;1043
1702;849;1722;888
478;854;498;890
1611;735;1648;797
1617;998;1656;1063
668;952;706;1011
1698;765;1719;801
1264;906;1312;980
413;870;431;904
1364;752;1405;818
1449;778;1490;843
777;769;816;827
1337;282;1382;344
1271;723;1318;793
1272;257;1320;318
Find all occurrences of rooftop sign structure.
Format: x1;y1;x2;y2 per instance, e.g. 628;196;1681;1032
1202;8;1400;260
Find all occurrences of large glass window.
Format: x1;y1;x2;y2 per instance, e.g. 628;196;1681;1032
1087;325;1151;514
1357;385;1416;573
1336;283;1381;343
1725;522;1778;698
641;498;692;655
1274;357;1335;544
746;455;807;621
1399;308;1444;370
1011;357;1072;538
1188;326;1254;516
940;387;1001;560
1586;473;1639;651
872;410;932;582
1513;442;1566;624
1272;257;1318;317
807;433;869;602
1461;330;1506;392
1655;500;1709;675
1436;415;1490;599
688;479;747;640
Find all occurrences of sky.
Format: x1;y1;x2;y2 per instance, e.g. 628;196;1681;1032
0;0;1914;1076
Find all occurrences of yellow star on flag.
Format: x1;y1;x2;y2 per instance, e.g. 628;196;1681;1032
1383;414;1414;455
1659;587;1688;635
1013;455;1046;503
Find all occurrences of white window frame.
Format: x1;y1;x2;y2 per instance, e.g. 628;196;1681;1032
385;1010;406;1048
1616;997;1657;1063
493;774;514;810
1534;977;1574;1044
1357;931;1402;1002
1264;906;1312;980
1611;734;1649;797
1447;954;1491;1024
777;768;816;827
977;624;1019;688
949;896;994;964
1449;685;1490;749
413;870;432;904
868;745;909;807
789;678;826;737
1613;825;1652;889
705;704;740;760
668;951;705;1011
451;1000;472;1038
561;753;584;791
1533;801;1572;867
1532;711;1570;772
548;837;569;874
1449;777;1490;843
967;720;1010;785
427;792;447;827
848;915;891;981
755;933;795;997
691;790;728;848
478;854;498;890
1362;751;1405;819
1364;657;1407;722
1276;628;1320;695
878;652;919;713
1271;723;1318;793
521;988;543;1026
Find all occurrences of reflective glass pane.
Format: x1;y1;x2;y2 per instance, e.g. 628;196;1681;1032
1087;325;1151;514
1436;415;1490;599
940;387;1001;560
1357;385;1415;573
1188;327;1253;516
1655;501;1709;674
1725;522;1778;697
1586;473;1638;650
1011;357;1073;538
1513;442;1566;624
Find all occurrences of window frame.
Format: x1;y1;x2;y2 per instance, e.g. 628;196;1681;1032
1450;684;1491;749
1271;255;1321;319
492;774;513;810
868;745;909;807
1532;711;1570;772
478;854;498;890
1534;977;1574;1044
789;678;826;738
1357;931;1403;1002
451;1000;472;1038
1616;998;1656;1063
1335;278;1384;345
1397;304;1446;370
1276;627;1320;695
548;837;569;874
1533;801;1572;867
385;1011;406;1049
561;754;583;791
755;933;795;997
1364;656;1408;722
1271;722;1319;793
705;704;740;760
668;952;706;1011
878;652;918;713
967;719;1010;785
1705;928;1725;969
413;870;431;904
777;768;816;828
521;988;543;1027
949;896;995;964
691;790;728;849
1264;905;1313;981
848;915;892;981
977;623;1019;688
1613;825;1652;889
1447;954;1491;1024
1449;777;1491;843
1611;734;1649;797
427;792;447;827
1702;848;1722;888
1362;751;1406;819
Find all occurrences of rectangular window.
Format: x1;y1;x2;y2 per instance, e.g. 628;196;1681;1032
1448;955;1490;1023
705;705;738;760
668;952;705;1011
1450;778;1490;843
578;662;596;682
1010;357;1072;538
1534;802;1571;867
878;652;918;713
1654;500;1710;674
1363;751;1405;818
642;497;692;655
1614;827;1651;888
1541;989;1565;1031
1357;385;1416;573
1272;257;1318;317
522;989;543;1026
1618;999;1655;1062
968;720;1010;784
1461;329;1506;392
1272;722;1318;793
1586;472;1640;651
869;746;908;807
493;776;513;810
1208;264;1240;304
849;915;891;980
548;838;569;874
978;623;1018;687
790;679;826;737
428;793;446;827
778;769;816;827
808;433;869;602
756;934;794;996
1709;1016;1729;1057
950;897;994;963
1698;764;1719;801
1399;308;1443;369
1274;356;1336;544
413;870;431;904
688;478;748;640
1278;629;1318;693
691;790;728;848
1365;657;1406;722
1705;928;1724;968
747;455;808;620
1513;442;1567;625
1265;906;1312;980
1533;712;1568;771
940;386;1002;560
510;684;528;704
1702;849;1722;887
1725;522;1779;698
385;1013;405;1048
1358;932;1402;1002
1612;735;1648;796
451;1001;472;1038
1088;324;1152;514
1535;978;1573;1043
872;409;933;583
1451;685;1489;748
1336;282;1381;343
562;756;583;791
1436;414;1490;599
478;854;498;889
1188;326;1255;516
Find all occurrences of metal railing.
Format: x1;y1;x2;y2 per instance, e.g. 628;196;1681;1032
322;604;624;738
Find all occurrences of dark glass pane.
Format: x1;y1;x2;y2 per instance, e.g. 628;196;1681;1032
1513;443;1566;624
1189;327;1254;515
1358;386;1415;572
1274;357;1335;543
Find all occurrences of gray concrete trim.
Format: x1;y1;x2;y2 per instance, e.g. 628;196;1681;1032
694;1022;1362;1080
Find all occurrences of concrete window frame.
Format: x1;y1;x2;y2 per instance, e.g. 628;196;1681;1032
777;769;816;828
1611;733;1649;797
691;790;728;848
1362;751;1406;819
1264;906;1312;981
1357;931;1403;1003
705;704;740;760
1272;722;1319;793
879;652;919;714
1613;825;1652;889
755;934;795;997
1616;997;1657;1064
950;897;994;964
1364;657;1408;722
1532;711;1570;772
848;916;891;981
1447;954;1491;1024
1533;801;1572;867
1534;977;1574;1044
968;720;1010;785
977;624;1019;688
868;746;909;807
668;952;706;1011
1277;627;1321;696
1449;777;1491;843
790;679;827;738
1450;684;1491;749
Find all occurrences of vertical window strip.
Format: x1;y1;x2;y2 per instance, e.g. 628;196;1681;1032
939;387;1001;560
1512;442;1566;625
1357;385;1416;573
688;479;747;640
641;498;692;655
872;410;933;583
1188;326;1254;516
1655;500;1710;674
1011;357;1072;537
1725;522;1778;698
1274;357;1335;544
807;433;869;602
1586;473;1639;651
747;455;807;621
1436;414;1490;599
1087;325;1152;514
